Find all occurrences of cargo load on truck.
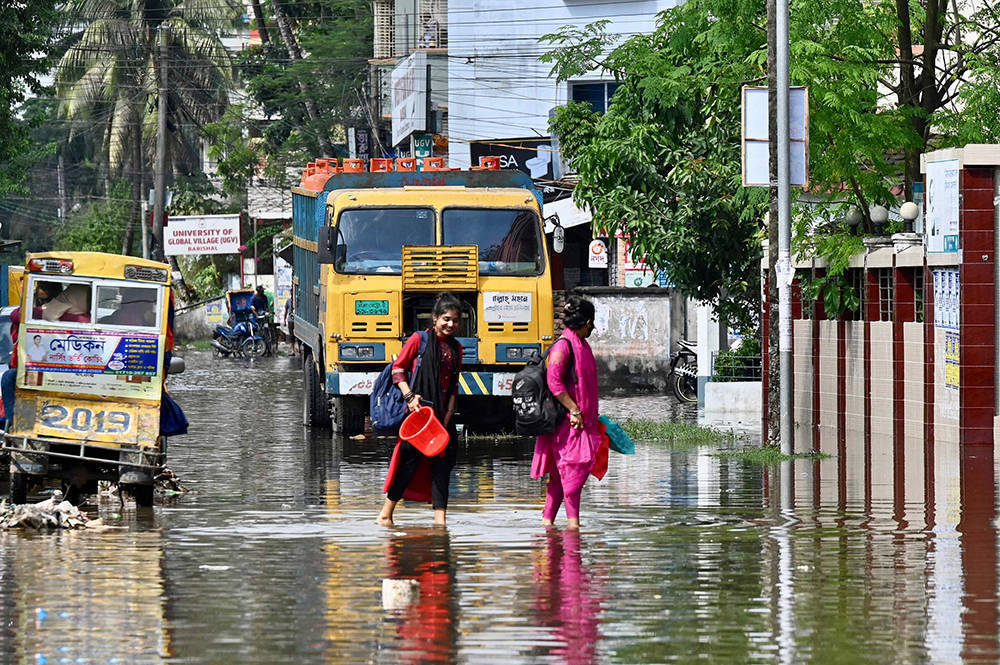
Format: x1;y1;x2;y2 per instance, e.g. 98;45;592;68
290;156;555;434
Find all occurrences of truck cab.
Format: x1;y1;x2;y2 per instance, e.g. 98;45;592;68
291;157;554;434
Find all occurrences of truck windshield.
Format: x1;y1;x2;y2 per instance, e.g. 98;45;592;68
441;208;543;275
335;207;435;274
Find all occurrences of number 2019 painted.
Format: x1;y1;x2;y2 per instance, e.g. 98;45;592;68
39;405;132;434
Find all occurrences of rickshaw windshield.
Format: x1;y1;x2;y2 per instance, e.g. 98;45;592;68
26;276;162;330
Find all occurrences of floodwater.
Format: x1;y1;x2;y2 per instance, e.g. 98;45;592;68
0;350;997;664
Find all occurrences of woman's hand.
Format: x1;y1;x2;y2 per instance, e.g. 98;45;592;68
406;393;422;412
569;411;584;430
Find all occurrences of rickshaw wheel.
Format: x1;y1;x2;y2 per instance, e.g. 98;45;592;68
10;472;28;504
123;483;154;507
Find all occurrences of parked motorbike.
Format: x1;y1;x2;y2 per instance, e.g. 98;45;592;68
211;315;266;358
668;339;698;403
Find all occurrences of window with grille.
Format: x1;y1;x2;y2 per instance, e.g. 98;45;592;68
877;268;894;321
419;0;447;48
373;0;395;58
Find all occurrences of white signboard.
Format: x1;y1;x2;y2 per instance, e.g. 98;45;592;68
925;159;960;253
391;51;427;147
588;239;608;268
741;86;809;187
483;292;533;323
164;214;240;256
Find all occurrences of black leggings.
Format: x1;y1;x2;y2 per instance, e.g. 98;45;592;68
387;433;457;509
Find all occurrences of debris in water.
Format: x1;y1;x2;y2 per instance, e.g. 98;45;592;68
154;468;188;495
382;578;419;610
1;492;91;530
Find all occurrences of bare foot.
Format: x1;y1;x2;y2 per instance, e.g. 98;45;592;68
433;508;447;526
541;518;554;527
566;518;580;529
376;515;394;527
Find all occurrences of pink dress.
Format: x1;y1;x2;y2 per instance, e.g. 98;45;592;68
530;328;605;494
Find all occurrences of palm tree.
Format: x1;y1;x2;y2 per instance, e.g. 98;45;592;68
56;0;239;255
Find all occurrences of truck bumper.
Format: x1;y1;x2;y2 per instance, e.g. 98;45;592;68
327;371;515;396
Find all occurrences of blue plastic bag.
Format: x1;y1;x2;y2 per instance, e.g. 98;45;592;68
598;415;634;454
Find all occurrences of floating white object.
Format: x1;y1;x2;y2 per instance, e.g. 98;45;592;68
382;578;419;610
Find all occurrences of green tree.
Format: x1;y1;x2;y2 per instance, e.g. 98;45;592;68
55;180;131;252
230;0;373;171
543;0;1000;332
55;0;239;254
543;14;767;333
0;0;59;197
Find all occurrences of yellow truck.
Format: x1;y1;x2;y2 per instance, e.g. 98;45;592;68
291;157;554;434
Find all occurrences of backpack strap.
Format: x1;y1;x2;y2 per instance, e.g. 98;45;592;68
543;337;576;386
411;330;430;380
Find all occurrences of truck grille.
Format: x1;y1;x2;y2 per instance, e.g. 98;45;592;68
402;246;478;291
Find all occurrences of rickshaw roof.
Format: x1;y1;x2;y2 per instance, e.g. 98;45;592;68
25;252;172;285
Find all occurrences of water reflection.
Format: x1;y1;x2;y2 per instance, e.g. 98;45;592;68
533;529;602;665
2;351;1000;663
384;530;458;664
0;515;167;664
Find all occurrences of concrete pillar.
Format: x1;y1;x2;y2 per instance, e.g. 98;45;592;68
696;302;723;407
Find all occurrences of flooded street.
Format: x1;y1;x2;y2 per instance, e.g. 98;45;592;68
1;351;997;663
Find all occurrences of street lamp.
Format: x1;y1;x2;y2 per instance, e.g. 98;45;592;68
899;201;919;232
870;204;889;235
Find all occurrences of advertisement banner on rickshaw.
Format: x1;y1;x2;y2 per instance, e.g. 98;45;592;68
19;327;163;400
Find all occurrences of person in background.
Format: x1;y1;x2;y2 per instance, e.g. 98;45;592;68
378;292;463;527
1;308;20;430
283;291;297;354
42;283;91;322
531;295;602;529
250;285;270;315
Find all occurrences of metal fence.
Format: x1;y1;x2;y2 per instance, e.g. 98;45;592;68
711;353;762;382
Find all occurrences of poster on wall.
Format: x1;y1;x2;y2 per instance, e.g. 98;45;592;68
944;331;959;390
932;268;960;330
925;159;960;253
19;327;162;399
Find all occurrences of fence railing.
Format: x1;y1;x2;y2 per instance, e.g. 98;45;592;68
711;353;762;382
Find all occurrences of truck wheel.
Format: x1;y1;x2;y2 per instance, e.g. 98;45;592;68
303;355;331;428
331;396;366;436
10;471;27;504
124;483;154;507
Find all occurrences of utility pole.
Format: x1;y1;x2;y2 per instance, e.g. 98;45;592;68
152;27;168;263
57;152;66;220
776;0;793;454
766;0;780;447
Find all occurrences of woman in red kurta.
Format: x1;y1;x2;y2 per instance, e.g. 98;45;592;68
378;293;463;526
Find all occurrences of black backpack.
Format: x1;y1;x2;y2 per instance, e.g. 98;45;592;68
512;338;574;436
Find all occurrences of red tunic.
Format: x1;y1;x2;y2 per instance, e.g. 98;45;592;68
383;331;463;503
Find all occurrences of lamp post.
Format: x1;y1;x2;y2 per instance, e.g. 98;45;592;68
899;201;920;230
870;204;889;235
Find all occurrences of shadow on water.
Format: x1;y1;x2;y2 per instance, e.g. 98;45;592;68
0;350;998;663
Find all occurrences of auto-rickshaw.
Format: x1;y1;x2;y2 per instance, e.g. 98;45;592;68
209;288;269;358
2;252;185;505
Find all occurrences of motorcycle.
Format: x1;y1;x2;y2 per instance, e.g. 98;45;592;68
668;339;698;403
210;289;266;359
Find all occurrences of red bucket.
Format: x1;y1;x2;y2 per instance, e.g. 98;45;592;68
399;406;449;456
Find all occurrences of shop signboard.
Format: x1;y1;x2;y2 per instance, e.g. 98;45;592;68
470;137;555;180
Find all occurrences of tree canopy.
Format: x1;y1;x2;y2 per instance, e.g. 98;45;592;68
544;0;1000;328
0;0;59;197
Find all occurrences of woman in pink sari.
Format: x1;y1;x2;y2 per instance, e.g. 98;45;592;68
531;296;603;529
